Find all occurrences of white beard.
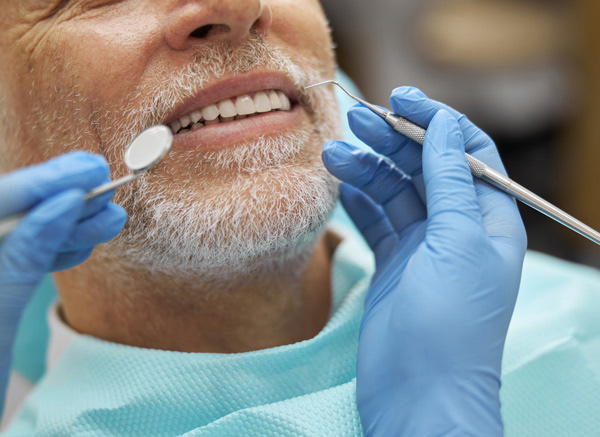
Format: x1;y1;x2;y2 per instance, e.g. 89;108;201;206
111;130;340;280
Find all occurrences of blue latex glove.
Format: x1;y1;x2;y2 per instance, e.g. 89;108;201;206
0;152;127;418
322;87;527;436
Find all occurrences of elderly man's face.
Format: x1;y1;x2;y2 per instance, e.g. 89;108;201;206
0;1;341;278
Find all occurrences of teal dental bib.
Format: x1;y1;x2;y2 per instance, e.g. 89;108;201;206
7;234;372;436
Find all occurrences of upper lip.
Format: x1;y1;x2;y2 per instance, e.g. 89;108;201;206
164;71;301;125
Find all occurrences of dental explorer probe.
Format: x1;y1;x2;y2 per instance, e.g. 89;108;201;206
305;80;600;247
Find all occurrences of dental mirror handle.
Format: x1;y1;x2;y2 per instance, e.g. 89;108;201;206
0;213;24;241
0;173;139;241
383;112;600;246
84;173;139;200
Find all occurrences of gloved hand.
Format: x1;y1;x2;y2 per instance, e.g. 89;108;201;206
322;87;527;436
0;152;127;418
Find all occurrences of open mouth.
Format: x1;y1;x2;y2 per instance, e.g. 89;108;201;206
169;89;293;135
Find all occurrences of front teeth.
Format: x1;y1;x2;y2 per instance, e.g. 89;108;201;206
169;90;292;135
218;99;237;118
190;110;203;123
202;105;219;121
254;92;271;113
236;95;255;115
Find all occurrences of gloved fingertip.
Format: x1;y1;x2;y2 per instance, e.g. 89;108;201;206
323;140;339;152
390;86;428;103
58;202;127;253
45;151;111;190
74;247;95;265
321;141;336;166
427;109;449;136
347;106;359;132
322;142;369;184
347;105;372;132
426;110;464;155
322;141;356;166
338;181;357;198
81;185;116;219
105;204;128;233
347;106;402;152
51;248;94;272
87;188;115;205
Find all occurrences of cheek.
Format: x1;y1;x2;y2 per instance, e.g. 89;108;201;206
46;14;159;105
15;7;165;164
269;1;334;71
7;12;156;165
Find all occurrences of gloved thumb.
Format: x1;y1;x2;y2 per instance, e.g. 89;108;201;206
422;110;482;247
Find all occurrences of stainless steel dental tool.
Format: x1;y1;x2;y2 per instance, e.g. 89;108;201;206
305;80;600;246
0;125;173;241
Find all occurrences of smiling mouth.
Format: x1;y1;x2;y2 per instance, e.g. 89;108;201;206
169;89;293;135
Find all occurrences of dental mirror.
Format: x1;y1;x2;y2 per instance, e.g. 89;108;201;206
0;125;172;240
85;125;172;199
124;125;172;172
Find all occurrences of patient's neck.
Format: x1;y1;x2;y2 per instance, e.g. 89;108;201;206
53;232;338;353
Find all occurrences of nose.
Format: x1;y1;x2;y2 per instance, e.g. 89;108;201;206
165;0;272;51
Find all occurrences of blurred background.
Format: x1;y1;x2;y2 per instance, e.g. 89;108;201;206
321;0;600;268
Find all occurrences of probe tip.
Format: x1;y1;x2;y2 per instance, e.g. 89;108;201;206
303;80;338;91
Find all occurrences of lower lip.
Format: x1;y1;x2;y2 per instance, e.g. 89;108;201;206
171;105;304;150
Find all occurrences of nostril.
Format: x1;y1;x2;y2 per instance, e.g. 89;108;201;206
191;24;213;39
190;24;230;39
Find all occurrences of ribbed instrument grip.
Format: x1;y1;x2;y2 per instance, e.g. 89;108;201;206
466;155;486;178
386;112;487;179
387;115;426;145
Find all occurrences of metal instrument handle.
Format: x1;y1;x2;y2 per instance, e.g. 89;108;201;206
0;173;139;241
384;112;600;246
0;213;25;241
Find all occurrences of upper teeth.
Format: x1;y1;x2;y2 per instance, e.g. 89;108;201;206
169;90;292;134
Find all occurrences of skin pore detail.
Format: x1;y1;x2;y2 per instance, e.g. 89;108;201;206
0;0;344;353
